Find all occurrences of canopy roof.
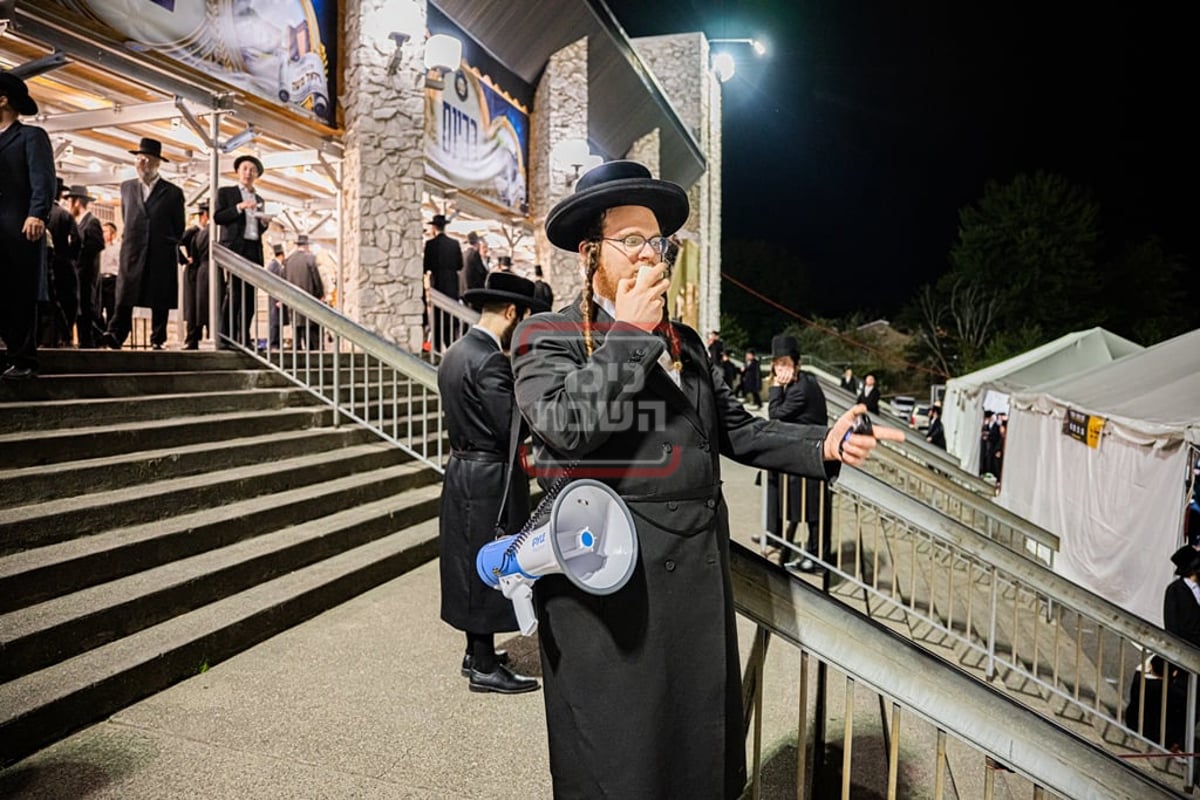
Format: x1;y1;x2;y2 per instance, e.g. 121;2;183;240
950;327;1142;396
1013;328;1200;446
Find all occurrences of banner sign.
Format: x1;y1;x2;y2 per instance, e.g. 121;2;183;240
50;0;338;126
425;67;529;214
1063;408;1105;449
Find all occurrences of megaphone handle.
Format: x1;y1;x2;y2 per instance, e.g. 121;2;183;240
499;575;539;636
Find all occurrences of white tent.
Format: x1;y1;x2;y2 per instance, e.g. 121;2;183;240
943;328;1142;475
997;328;1200;625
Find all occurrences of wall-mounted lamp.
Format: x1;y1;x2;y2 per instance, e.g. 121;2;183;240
220;125;258;154
551;139;603;186
381;0;423;74
709;37;767;83
423;33;462;90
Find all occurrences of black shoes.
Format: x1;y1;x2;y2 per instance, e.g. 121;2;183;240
461;649;509;677
1;365;35;381
468;663;540;694
100;332;121;350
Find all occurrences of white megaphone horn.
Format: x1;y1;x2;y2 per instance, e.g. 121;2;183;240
476;479;638;636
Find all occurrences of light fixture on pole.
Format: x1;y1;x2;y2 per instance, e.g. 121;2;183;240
220;125;258;154
709;38;766;56
423;33;462;90
551;138;600;186
708;37;767;83
381;0;423;74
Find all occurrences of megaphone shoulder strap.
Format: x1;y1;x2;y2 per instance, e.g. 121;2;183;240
493;402;524;536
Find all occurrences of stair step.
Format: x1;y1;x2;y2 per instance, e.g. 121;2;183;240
0;455;442;611
0;369;292;401
0;388;320;433
0;406;333;469
0;426;378;507
29;349;259;375
0;480;442;682
0;442;410;551
0;516;440;768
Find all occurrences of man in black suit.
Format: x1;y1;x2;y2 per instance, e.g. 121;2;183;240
925;403;947;449
437;271;548;694
463;231;488;292
1164;545;1200;647
0;72;56;379
856;372;881;414
214;154;269;349
282;234;324;349
102;137;185;350
64;185;104;348
178;202;211;350
531;263;554;310
423;213;462;354
43;178;80;347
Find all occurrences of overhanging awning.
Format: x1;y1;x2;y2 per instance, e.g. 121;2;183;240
431;0;706;189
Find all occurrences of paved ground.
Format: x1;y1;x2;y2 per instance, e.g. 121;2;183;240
0;410;993;799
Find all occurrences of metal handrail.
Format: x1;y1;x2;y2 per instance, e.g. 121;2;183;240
764;465;1200;791
212;244;445;472
731;543;1182;800
427;287;479;367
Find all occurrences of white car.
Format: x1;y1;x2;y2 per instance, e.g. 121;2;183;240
909;403;932;431
890;395;916;422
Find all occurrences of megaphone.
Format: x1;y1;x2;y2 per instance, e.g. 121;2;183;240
477;479;638;636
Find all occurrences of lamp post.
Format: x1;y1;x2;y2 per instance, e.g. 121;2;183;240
708;37;767;82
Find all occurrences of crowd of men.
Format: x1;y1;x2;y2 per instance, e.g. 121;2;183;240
1;71;330;378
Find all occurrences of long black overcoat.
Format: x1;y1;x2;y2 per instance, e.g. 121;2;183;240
767;371;829;529
437;327;530;632
117;177;184;309
512;299;836;799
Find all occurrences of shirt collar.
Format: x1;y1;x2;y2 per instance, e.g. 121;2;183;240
593;293;616;321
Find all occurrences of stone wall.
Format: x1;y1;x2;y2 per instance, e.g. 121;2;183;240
625;127;661;177
340;0;429;351
528;37;589;309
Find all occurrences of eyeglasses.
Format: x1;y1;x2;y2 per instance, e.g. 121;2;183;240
601;234;670;258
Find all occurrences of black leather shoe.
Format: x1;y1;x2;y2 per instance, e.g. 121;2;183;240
469;664;539;694
1;365;35;381
461;649;509;677
100;332;121;350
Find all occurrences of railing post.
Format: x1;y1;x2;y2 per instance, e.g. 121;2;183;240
332;336;341;428
1188;671;1197;790
796;650;809;800
987;566;999;681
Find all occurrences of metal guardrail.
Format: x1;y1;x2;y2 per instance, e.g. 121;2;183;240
732;543;1183;800
427;287;480;367
213;244;446;473
759;467;1200;793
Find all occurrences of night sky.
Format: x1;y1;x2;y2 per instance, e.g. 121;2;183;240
602;1;1195;320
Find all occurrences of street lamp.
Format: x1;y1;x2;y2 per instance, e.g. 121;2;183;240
709;38;766;56
708;37;767;83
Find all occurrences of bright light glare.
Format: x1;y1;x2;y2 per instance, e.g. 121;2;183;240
712;52;736;82
751;39;766;56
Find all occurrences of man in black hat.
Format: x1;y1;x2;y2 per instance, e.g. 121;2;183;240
0;71;54;378
214;154;269;349
509;159;904;798
1164;544;1200;647
766;334;833;573
437;271;548;695
43;177;81;348
64;185;105;348
532;263;554;310
423;212;462;354
282;234;324;349
102;136;185;350
265;241;286;350
178;202;211;349
463;231;488;293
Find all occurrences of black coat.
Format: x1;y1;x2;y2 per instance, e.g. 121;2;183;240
214;184;267;256
512;299;836;799
767;372;829;527
438;327;530;632
77;211;105;277
0;121;55;240
740;357;762;393
857;385;880;414
926;417;946;449
1164;578;1200;648
424;233;462;299
533;278;554;310
463;245;488;292
179;224;210;327
117;176;185;309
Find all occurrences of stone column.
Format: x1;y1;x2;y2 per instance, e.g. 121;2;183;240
625;128;661;177
340;0;428;351
529;37;588;306
631;33;722;334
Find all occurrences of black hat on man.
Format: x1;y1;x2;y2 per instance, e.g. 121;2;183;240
295;234;310;246
233;154;264;176
545;160;689;251
463;271;549;314
771;334;800;361
64;184;94;202
0;71;38;116
272;243;285;256
196;200;210;214
1171;545;1200;577
129;137;169;161
431;214;448;228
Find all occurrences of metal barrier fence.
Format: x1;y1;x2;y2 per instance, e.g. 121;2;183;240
757;467;1200;793
731;544;1181;800
213;244;446;473
427;287;480;367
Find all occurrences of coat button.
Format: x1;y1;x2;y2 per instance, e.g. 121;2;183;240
667;500;678;511
662;442;672;453
706;498;716;509
665;560;676;572
700;441;711;452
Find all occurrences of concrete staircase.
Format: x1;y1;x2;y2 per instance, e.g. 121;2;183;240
0;350;444;767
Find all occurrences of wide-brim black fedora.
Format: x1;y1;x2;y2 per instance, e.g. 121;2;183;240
0;71;38;116
545;160;689;251
463;271;549;314
1171;544;1200;576
129;137;169;161
234;154;264;176
771;334;800;360
64;184;94;202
